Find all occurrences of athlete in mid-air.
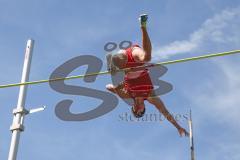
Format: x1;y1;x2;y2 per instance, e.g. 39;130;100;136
106;14;188;137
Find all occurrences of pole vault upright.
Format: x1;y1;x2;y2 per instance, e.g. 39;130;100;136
8;39;34;160
188;109;195;160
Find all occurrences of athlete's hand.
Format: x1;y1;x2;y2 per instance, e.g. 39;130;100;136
178;127;189;137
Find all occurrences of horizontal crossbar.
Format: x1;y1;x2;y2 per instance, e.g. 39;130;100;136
0;49;239;89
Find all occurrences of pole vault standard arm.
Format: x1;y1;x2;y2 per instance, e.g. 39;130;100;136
29;106;46;114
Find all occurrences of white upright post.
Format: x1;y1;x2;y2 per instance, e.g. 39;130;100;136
8;39;34;160
188;109;195;160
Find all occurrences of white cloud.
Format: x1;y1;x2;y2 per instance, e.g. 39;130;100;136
153;7;240;60
188;59;240;127
152;7;240;124
155;6;240;159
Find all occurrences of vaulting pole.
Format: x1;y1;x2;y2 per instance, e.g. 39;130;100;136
8;39;34;160
188;109;195;160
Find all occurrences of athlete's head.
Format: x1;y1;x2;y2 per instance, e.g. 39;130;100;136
131;103;146;118
131;97;146;118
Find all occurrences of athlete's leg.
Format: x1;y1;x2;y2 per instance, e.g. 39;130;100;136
106;83;131;99
147;94;189;136
140;14;152;60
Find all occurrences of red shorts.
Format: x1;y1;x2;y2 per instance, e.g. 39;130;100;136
124;69;153;99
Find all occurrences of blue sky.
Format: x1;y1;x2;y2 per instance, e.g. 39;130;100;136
0;0;240;159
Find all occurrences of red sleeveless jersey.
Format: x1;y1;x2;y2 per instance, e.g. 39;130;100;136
123;45;153;98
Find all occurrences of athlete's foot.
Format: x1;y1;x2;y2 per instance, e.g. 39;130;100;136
106;84;117;93
139;14;148;27
178;127;189;137
106;53;117;75
106;53;112;71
